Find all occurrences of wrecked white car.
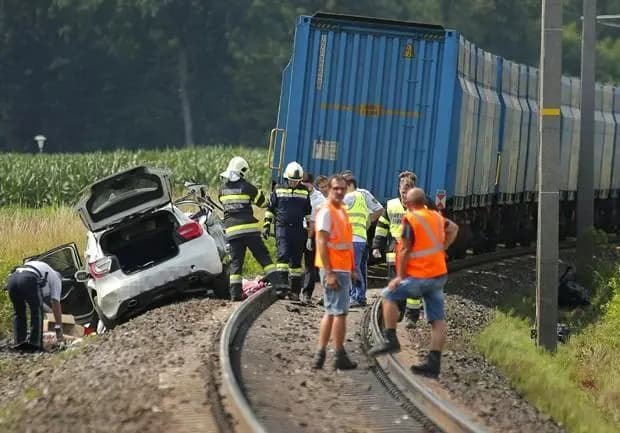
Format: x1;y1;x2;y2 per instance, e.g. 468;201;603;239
72;166;229;328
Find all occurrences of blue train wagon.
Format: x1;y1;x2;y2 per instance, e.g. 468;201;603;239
270;13;620;256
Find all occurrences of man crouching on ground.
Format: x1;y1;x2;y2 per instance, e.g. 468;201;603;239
369;188;458;378
312;174;358;370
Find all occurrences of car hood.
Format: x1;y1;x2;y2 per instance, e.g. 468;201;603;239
75;166;173;232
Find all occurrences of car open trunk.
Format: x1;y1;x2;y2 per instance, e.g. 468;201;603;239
100;210;180;274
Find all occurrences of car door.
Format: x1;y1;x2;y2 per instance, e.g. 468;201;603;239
24;243;96;326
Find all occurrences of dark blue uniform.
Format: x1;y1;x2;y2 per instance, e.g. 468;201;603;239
265;183;311;297
219;178;281;300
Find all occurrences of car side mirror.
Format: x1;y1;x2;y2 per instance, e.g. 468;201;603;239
74;269;90;282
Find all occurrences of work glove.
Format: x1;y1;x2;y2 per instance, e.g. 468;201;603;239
372;248;382;259
261;224;271;240
306;238;312;251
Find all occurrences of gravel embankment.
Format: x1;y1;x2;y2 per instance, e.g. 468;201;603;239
237;300;438;433
398;254;571;433
0;298;232;433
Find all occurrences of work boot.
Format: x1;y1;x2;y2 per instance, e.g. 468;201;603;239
266;272;288;299
288;275;302;301
405;307;421;329
311;349;326;369
411;350;441;378
229;283;243;302
396;300;406;322
368;329;400;356
334;349;357;370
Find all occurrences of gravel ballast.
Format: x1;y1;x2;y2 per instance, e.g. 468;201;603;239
0;298;232;433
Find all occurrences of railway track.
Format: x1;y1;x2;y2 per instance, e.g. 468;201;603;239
217;237;618;433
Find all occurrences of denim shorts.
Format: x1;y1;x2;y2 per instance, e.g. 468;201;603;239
319;269;351;316
382;275;448;322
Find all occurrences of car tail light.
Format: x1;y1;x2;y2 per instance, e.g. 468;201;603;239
89;256;113;279
177;221;203;240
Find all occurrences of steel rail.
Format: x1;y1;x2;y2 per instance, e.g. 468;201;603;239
219;286;277;433
367;235;619;433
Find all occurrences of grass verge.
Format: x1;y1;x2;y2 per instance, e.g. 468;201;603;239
476;263;620;432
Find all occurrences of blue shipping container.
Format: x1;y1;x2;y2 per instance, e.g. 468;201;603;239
271;13;459;204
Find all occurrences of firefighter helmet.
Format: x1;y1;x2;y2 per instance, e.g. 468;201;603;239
283;161;304;181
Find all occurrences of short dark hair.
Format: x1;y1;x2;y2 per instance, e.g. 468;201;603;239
327;174;346;189
302;172;314;183
342;172;357;188
399;170;417;185
316;175;328;185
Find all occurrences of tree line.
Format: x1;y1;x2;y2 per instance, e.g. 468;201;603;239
1;0;619;153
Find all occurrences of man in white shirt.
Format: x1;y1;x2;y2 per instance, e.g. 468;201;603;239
301;172;326;303
6;260;64;348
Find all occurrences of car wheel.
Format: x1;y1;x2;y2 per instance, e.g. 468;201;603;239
99;313;117;329
212;265;230;299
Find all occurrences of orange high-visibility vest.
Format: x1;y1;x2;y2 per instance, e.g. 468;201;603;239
315;203;354;272
396;207;447;278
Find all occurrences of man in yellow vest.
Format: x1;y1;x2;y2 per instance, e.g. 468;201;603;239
343;173;383;308
312;174;358;370
372;172;423;324
370;188;459;378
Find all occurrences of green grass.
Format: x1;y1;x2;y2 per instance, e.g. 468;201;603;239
476;263;620;432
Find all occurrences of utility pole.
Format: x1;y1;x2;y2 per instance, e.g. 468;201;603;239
576;0;596;288
537;0;562;352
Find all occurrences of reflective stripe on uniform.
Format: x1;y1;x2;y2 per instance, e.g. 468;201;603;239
264;264;276;273
220;194;251;202
254;191;266;206
230;274;242;284
275;263;289;270
406;298;422;308
225;222;261;235
407;212;444;259
327;242;352;250
289;267;303;276
386;198;406;240
386;252;396;263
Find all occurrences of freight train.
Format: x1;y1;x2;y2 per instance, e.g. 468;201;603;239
268;13;620;257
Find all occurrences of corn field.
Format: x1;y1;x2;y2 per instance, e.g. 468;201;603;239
0;146;270;207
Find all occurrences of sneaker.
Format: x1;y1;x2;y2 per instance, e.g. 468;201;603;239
334;349;357;370
288;292;300;302
312;349;326;369
368;336;401;356
410;351;441;378
349;300;366;309
300;293;312;304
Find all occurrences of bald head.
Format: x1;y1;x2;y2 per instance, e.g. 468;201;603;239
406;187;427;208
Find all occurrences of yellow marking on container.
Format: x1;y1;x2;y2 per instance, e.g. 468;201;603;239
403;43;414;58
542;107;561;116
320;102;420;118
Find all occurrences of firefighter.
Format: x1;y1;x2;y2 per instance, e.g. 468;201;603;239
263;162;312;300
218;156;285;301
372;172;423;325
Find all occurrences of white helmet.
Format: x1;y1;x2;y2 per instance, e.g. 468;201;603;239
220;156;249;179
283;161;303;181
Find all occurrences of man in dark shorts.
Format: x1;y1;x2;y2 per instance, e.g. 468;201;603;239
369;188;459;378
